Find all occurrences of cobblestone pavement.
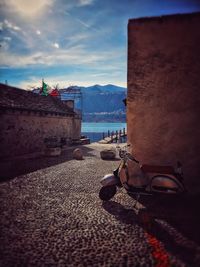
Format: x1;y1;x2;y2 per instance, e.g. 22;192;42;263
0;144;200;267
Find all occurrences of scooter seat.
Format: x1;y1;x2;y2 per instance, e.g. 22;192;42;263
141;164;175;174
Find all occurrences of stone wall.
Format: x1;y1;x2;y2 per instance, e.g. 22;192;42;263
127;13;200;191
0;110;81;158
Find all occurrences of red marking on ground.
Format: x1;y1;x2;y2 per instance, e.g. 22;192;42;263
146;233;170;267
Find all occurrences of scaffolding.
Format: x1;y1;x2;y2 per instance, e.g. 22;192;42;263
60;86;83;118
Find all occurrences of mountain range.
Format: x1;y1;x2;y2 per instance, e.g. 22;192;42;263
59;84;127;122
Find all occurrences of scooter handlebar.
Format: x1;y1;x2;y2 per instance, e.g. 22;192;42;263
126;153;139;163
119;149;139;163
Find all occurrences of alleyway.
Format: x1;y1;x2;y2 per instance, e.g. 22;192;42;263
0;144;200;267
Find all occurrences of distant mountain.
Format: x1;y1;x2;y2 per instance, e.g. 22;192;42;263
80;84;126;94
60;84;127;122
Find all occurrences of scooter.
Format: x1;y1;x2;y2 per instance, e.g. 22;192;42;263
99;145;186;202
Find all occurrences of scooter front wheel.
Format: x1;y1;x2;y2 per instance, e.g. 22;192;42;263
99;185;117;201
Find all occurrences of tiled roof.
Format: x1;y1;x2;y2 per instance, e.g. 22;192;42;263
0;84;75;115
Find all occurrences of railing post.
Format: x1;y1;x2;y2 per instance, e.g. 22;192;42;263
111;131;114;143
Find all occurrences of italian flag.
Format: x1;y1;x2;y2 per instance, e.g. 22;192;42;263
41;80;48;96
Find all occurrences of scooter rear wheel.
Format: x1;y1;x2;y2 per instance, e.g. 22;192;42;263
99;185;117;201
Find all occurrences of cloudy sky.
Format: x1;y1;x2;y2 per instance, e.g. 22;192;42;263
0;0;200;89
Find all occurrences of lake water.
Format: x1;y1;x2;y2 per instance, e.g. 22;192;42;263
81;122;127;142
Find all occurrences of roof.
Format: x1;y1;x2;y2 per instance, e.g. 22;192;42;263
0;84;75;116
128;11;200;25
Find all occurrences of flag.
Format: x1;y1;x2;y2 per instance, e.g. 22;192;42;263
50;88;59;97
41;80;48;96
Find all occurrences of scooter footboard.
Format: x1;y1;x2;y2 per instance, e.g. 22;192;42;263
100;174;120;187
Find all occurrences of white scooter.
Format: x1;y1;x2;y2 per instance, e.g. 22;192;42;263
99;145;186;202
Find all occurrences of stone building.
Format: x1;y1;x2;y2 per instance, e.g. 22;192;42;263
0;84;81;159
127;12;200;191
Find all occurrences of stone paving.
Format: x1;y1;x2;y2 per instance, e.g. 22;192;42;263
0;143;200;267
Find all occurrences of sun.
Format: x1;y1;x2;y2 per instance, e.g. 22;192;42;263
6;0;54;18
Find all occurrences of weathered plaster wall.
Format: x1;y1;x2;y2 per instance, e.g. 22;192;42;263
0;111;81;158
127;13;200;190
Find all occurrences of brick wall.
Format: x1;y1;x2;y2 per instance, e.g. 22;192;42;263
0;110;81;158
127;13;200;191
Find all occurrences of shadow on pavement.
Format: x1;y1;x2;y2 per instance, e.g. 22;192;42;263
102;201;138;225
136;193;200;246
102;198;200;266
0;145;97;182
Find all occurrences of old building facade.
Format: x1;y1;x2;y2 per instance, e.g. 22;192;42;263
0;84;81;158
127;12;200;191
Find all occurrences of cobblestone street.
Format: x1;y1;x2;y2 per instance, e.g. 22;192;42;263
0;144;200;267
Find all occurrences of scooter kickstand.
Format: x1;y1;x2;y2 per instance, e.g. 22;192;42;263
134;193;140;208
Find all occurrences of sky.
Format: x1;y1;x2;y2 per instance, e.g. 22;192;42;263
0;0;200;89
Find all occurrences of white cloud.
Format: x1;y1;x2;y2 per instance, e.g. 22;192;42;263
75;17;90;28
3;36;12;41
0;52;43;67
0;44;125;69
0;41;10;50
36;30;41;35
66;32;90;45
78;0;94;6
0;35;12;51
17;73;126;90
2;48;126;90
3;19;21;31
53;42;59;49
64;10;97;32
